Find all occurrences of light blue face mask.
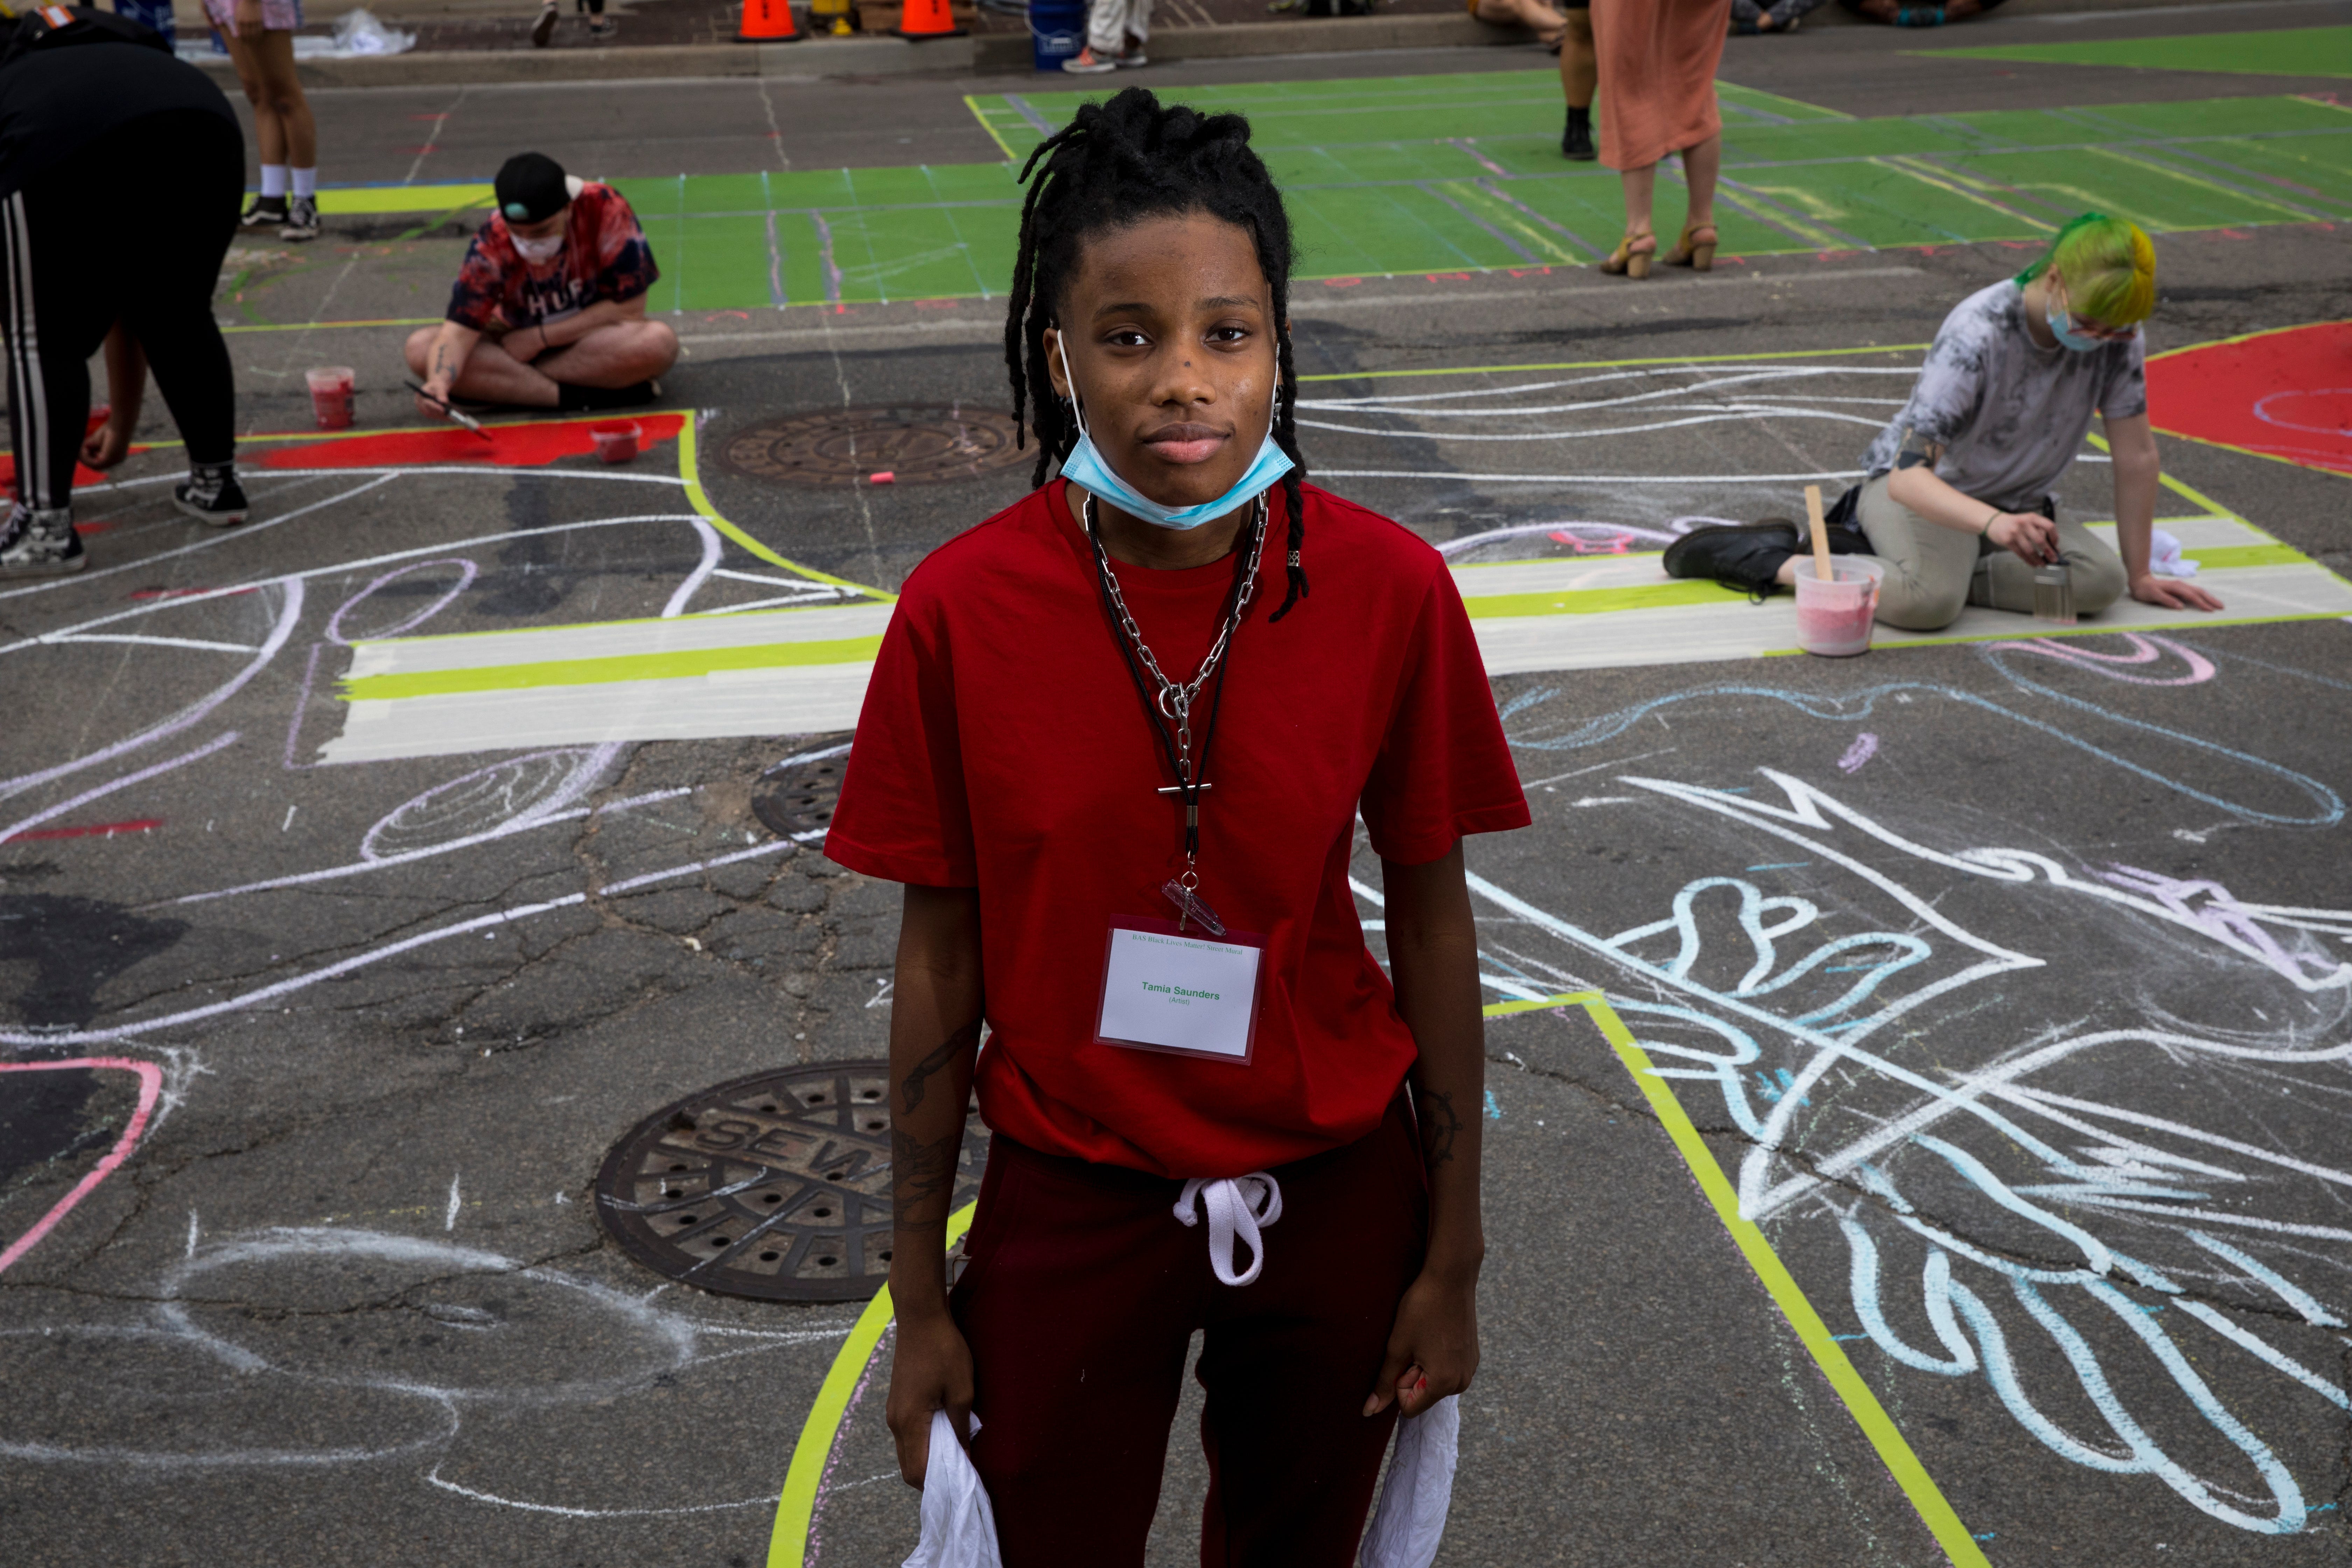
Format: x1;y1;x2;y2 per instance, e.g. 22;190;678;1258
2044;283;2126;355
1055;333;1293;531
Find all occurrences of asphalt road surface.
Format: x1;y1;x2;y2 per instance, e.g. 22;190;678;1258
4;5;2351;1564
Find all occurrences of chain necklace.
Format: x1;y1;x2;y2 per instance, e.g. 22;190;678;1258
1083;491;1268;933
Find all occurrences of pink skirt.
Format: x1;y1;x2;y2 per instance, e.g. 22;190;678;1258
205;0;306;36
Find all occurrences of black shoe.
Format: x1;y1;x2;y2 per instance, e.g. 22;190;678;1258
1562;107;1596;162
0;504;86;576
279;194;321;242
1663;519;1800;597
240;194;289;230
530;0;558;43
174;465;250;528
556;378;659;412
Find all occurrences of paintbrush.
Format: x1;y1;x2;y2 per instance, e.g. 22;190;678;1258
1804;484;1834;582
404;380;493;441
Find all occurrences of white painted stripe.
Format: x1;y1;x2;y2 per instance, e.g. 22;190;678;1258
321;663;875;764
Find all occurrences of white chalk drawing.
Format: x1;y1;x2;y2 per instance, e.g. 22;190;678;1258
1465;636;2351;1537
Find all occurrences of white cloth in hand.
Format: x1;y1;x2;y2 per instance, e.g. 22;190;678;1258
2150;527;2199;578
1357;1395;1461;1568
902;1409;1002;1568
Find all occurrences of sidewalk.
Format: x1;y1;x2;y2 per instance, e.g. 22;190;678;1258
175;0;2220;84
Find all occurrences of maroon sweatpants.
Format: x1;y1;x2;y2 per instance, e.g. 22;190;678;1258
949;1096;1429;1568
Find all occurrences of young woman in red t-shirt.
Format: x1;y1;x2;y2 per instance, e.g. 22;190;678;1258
824;87;1528;1566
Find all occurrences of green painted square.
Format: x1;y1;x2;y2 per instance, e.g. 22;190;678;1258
1287;183;1527;277
1723;118;1982;166
668;214;774;311
678;174;770;216
1945;147;2309;232
2179;136;2352;214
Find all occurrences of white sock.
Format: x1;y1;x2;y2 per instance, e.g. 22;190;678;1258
259;164;288;198
291;167;317;199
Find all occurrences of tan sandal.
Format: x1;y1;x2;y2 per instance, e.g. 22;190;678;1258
1662;220;1718;271
1601;228;1657;279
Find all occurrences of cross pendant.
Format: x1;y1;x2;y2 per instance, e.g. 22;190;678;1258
1156;780;1211;829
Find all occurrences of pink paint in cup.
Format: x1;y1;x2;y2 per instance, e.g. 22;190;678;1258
305;367;356;431
591;422;642;464
1793;560;1882;658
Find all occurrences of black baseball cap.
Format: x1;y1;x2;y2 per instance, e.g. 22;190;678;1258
495;153;582;224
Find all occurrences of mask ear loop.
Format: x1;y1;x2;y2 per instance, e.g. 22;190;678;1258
1053;329;1091;443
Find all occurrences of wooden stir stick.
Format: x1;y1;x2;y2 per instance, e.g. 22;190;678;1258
1803;484;1835;582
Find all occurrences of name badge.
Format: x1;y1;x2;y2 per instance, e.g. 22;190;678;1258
1095;917;1266;1066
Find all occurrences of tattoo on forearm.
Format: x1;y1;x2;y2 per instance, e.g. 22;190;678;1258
898;1018;980;1115
1418;1086;1463;1170
891;1128;961;1232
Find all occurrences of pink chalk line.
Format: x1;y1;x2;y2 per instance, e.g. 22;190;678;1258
0;1057;163;1277
1984;632;2216;687
1836;733;1879;774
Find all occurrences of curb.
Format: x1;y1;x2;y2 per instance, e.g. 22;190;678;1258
188;0;2271;87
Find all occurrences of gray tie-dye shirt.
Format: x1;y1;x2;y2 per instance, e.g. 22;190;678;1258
1862;279;2147;513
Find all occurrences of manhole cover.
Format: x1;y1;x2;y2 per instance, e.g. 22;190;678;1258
752;738;849;840
595;1060;986;1302
717;404;1029;488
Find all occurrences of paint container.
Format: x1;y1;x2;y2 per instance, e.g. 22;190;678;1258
591;422;642;464
2032;563;2076;625
305;367;356;431
1793;561;1880;658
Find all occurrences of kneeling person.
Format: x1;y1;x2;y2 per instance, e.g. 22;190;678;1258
405;153;677;420
1666;214;2224;631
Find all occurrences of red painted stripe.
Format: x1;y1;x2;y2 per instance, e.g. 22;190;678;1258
10;819;162;841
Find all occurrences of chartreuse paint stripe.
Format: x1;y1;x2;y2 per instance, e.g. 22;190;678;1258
1503;993;1993;1568
762;995;1987;1568
307;183;493;216
1462;582;1748;618
768;1203;976;1568
2186;544;2308;569
340;636;883;702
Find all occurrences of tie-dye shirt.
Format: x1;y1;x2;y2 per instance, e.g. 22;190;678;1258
1862;279;2147;513
444;182;660;334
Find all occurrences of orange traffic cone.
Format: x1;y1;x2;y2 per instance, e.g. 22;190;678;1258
734;0;800;41
892;0;963;39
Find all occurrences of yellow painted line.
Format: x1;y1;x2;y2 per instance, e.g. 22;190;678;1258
677;419;897;603
1875;156;2054;232
2147;316;2352;361
767;1202;977;1568
962;93;1022;164
1718;81;1857;122
1297;342;1930;383
1758;607;2350;657
310;183;494;216
2149;422;2352;484
221;316;440;335
1462;581;1747;618
1500;993;1994;1568
340;635;884;701
2086;146;2319;224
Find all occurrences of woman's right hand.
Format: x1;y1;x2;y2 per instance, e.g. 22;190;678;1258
1986;510;2059;566
885;1299;974;1489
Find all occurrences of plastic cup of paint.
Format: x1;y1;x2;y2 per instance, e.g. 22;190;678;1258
306;367;356;431
1793;560;1881;658
592;422;642;464
85;404;111;438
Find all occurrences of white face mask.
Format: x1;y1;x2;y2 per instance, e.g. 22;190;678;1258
512;231;565;265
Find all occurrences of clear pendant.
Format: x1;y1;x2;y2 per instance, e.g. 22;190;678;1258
1161;878;1227;937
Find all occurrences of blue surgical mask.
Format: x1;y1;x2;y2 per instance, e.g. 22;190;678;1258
1054;334;1293;531
2044;286;2124;355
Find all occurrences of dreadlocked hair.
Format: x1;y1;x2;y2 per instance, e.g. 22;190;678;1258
1004;86;1311;621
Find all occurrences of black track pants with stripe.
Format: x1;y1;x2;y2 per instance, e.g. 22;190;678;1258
4;109;242;512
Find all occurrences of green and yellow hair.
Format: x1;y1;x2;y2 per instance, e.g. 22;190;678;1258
2018;212;2157;327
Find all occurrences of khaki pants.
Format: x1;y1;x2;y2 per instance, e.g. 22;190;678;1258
1086;0;1150;53
1854;473;2127;631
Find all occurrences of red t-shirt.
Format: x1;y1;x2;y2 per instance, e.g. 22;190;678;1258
825;480;1528;1178
445;182;660;333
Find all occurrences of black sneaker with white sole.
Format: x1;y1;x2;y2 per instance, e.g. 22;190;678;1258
280;195;321;241
1662;518;1802;598
174;464;251;528
0;504;86;576
531;1;558;43
240;194;289;229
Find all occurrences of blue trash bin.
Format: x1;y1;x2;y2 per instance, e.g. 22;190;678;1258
1029;0;1084;71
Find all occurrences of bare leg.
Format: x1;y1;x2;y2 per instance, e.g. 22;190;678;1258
1471;0;1564;45
1681;133;1720;229
220;31;285;166
246;31;317;169
434;338;564;408
1560;9;1594;107
1619;163;1656;237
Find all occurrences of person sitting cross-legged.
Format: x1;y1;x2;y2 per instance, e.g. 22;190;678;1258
405;152;677;421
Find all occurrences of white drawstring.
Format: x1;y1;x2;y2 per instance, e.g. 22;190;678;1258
1172;1173;1283;1287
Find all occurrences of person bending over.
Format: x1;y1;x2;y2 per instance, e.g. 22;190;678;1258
1665;214;2224;630
405;153;677;420
2;6;251;578
826;87;1527;1568
1467;0;1596;158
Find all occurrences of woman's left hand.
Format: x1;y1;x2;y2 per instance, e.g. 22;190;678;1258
2130;572;2224;613
1364;1264;1479;1419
